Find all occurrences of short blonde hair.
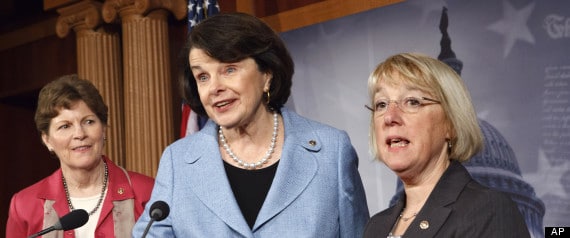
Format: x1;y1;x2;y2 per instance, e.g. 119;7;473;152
367;53;483;162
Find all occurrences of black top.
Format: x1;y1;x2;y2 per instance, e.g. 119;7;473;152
224;161;279;229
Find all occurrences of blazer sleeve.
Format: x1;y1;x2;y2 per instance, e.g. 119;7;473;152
337;131;370;238
132;146;176;237
128;171;155;219
6;193;28;238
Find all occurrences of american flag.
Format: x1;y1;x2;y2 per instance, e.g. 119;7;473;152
181;0;220;138
187;0;220;29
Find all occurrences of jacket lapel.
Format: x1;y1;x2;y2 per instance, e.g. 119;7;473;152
184;109;323;235
375;200;404;235
406;203;452;237
184;121;252;237
102;157;137;235
253;108;319;230
405;161;469;237
38;170;70;235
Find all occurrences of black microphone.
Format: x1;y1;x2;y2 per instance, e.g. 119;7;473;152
28;209;89;238
141;201;170;238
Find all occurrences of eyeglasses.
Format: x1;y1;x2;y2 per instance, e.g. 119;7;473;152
365;97;441;116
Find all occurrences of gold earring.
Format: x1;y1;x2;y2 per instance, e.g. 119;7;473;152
266;91;271;104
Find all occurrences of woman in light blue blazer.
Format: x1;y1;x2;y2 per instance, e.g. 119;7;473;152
132;12;369;237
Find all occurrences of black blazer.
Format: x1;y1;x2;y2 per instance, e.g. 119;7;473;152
363;161;529;238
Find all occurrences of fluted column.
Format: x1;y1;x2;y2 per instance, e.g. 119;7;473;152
56;0;125;167
102;0;186;177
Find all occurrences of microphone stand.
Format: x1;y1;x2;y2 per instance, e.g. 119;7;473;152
28;227;55;238
141;217;157;238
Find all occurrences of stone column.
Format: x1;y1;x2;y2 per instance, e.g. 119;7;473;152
102;0;186;177
56;0;125;167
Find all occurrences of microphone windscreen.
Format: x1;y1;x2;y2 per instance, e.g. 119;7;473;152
149;201;170;221
54;209;89;231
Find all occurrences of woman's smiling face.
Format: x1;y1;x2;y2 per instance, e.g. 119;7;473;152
42;100;106;171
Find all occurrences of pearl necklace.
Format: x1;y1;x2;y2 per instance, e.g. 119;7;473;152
219;111;278;170
62;161;108;216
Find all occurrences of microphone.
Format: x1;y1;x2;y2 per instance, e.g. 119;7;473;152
141;201;170;238
28;209;89;238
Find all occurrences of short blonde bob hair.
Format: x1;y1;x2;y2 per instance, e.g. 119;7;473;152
367;53;483;162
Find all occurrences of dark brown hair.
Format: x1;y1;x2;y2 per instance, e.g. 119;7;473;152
35;74;108;135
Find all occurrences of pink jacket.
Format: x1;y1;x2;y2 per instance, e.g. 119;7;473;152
6;156;154;238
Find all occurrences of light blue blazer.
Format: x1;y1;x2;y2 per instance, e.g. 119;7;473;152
132;108;369;237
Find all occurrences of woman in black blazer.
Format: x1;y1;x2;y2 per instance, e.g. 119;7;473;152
363;53;529;238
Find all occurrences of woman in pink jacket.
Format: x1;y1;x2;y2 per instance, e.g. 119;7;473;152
6;75;154;238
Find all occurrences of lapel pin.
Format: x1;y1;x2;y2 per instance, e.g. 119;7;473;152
117;187;124;195
309;140;317;146
419;220;429;229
